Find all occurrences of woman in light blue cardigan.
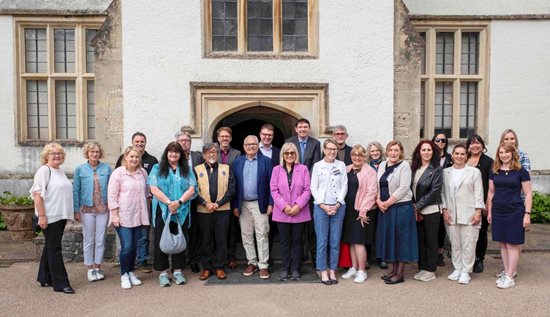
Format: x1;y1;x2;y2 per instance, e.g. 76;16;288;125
73;142;112;282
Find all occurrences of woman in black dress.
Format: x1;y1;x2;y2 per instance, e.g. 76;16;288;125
487;143;532;289
340;145;378;283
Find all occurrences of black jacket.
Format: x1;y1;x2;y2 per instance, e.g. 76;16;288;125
412;164;443;210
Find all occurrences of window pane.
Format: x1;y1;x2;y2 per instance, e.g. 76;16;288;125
86;29;98;73
26;80;49;140
282;0;308;52
460;82;478;138
436;32;454;74
87;81;96;139
461;32;479;75
54;29;76;73
25;29;47;73
420;81;425;138
212;0;238;51
55;80;77;139
419;32;426;75
435;82;453;136
247;0;273;51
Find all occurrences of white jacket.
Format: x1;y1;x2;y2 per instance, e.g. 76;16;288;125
441;165;485;226
310;159;348;205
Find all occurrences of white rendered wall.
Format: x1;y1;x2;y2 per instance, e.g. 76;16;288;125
121;0;395;157
404;0;550;16
487;20;550;170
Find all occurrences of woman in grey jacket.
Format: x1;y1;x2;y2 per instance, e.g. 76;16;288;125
411;140;443;282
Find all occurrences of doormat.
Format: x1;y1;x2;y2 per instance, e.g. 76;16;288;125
205;263;321;285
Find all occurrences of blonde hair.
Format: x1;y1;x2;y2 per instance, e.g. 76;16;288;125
492;143;521;174
499;129;520;149
365;141;386;163
351;144;367;158
40;143;66;165
323;138;338;149
279;142;300;165
83;141;104;159
121;146;142;169
385;140;404;161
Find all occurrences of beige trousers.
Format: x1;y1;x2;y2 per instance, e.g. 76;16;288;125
446;224;480;273
239;201;270;269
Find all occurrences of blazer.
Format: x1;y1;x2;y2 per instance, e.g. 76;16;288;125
231;154;273;214
218;146;241;167
440;152;453;168
73;161;112;212
441;165;485;226
377;161;413;203
346;164;378;217
412;164;443;211
285;136;321;172
270;164;311;223
189;151;205;169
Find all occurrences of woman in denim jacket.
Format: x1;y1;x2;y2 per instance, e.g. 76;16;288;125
73;142;112;282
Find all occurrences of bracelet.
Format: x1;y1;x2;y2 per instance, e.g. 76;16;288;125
525;211;531;214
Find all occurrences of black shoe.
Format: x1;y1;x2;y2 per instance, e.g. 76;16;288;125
384;276;404;285
473;259;484;273
379;261;388;270
437;254;445;267
268;259;274;267
321;278;332;286
330;278;338;284
380;273;394;281
190;263;200;273
55;287;75;294
290;270;301;281
39;282;52;287
279;270;290;281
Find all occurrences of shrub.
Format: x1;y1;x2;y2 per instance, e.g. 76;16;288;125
531;192;550;224
0;191;34;206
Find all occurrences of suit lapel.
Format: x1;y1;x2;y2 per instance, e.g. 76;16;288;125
456;167;470;189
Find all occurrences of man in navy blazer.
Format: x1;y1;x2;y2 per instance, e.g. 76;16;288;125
231;135;273;279
259;123;280;167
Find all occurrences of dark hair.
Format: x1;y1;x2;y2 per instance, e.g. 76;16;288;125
295;118;310;128
131;132;146;142
217;127;232;137
158;141;189;178
452;143;468;154
411;140;441;172
431;131;448;156
466;134;487;156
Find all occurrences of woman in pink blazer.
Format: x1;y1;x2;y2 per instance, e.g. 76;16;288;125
270;142;312;281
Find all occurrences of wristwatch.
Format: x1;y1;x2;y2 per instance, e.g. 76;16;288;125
178;199;184;206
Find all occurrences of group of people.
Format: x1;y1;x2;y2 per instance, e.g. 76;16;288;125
30;118;532;293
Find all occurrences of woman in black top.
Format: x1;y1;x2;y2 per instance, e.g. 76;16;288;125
432;132;452;266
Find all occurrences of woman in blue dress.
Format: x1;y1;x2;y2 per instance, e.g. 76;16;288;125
487;143;532;289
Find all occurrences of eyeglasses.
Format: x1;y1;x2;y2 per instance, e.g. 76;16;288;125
283;152;296;156
260;132;273;137
351;154;364;158
325;147;338;151
244;143;258;147
333;132;347;136
434;138;446;143
49;152;63;157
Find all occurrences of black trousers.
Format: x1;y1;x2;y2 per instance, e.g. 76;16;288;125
278;221;306;273
268;215;278;262
153;209;188;271
227;212;241;261
417;212;440;272
37;219;71;291
437;213;446;249
187;201;201;266
475;215;489;260
199;210;230;270
304;200;316;262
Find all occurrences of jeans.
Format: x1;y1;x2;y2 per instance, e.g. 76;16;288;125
136;225;150;265
313;204;346;271
116;226;141;275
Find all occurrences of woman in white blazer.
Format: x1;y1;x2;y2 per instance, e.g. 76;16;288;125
441;144;484;285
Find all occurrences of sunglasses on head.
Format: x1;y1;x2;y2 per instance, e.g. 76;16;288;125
434;138;446;143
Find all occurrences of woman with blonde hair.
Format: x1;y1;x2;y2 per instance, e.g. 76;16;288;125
31;143;75;294
499;129;531;171
73;142;112;282
487;143;532;289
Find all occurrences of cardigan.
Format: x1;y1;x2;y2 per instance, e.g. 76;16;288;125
377;161;413;203
346;164;378;217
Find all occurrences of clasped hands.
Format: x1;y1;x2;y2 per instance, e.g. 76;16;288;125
320;203;339;216
283;204;301;216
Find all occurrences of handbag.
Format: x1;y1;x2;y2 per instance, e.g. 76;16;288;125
159;215;187;254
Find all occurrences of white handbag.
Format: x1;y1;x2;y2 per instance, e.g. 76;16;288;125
159;216;187;254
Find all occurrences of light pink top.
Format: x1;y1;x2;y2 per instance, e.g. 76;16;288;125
107;166;150;228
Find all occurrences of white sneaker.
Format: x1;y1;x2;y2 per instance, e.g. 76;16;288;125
458;272;471;284
419;271;436;282
497;276;515;289
447;269;461;281
121;273;132;289
95;269;105;281
353;271;367;283
87;269;98;282
341;267;357;280
414;270;427;280
495;270;517;282
128;272;142;286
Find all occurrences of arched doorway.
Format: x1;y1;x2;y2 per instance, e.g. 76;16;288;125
212;105;298;153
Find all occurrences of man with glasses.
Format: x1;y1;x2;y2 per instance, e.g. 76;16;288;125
259;123;280;166
231;135;273;279
332;125;352;165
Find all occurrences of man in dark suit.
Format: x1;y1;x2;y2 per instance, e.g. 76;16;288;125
231;135;273;279
176;131;204;273
332;125;353;165
285;118;321;267
216;127;242;269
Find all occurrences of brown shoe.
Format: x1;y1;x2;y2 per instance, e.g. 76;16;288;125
259;268;270;279
228;259;238;269
199;270;211;281
216;269;227;280
243;264;258;276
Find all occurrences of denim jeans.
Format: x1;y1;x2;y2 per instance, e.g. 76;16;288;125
136;225;150;265
313;204;346;271
116;226;141;275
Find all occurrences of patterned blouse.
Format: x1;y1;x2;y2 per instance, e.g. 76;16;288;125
80;170;107;213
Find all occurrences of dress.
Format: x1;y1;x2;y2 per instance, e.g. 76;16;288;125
341;170;374;245
490;168;530;244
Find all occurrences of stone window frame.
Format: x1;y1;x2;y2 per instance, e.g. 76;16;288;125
414;20;490;141
14;17;104;146
202;0;319;59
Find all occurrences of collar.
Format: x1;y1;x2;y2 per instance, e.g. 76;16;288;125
298;137;308;143
246;154;258;161
260;143;272;150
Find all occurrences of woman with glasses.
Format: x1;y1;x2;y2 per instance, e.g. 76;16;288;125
270;143;312;281
466;134;494;273
432;132;452;266
340;145;378;283
311;139;348;285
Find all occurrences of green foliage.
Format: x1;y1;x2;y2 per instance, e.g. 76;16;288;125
0;191;34;206
0;213;6;230
531;192;550;224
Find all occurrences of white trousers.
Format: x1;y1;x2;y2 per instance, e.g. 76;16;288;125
239;201;270;269
446;224;480;273
80;212;109;266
